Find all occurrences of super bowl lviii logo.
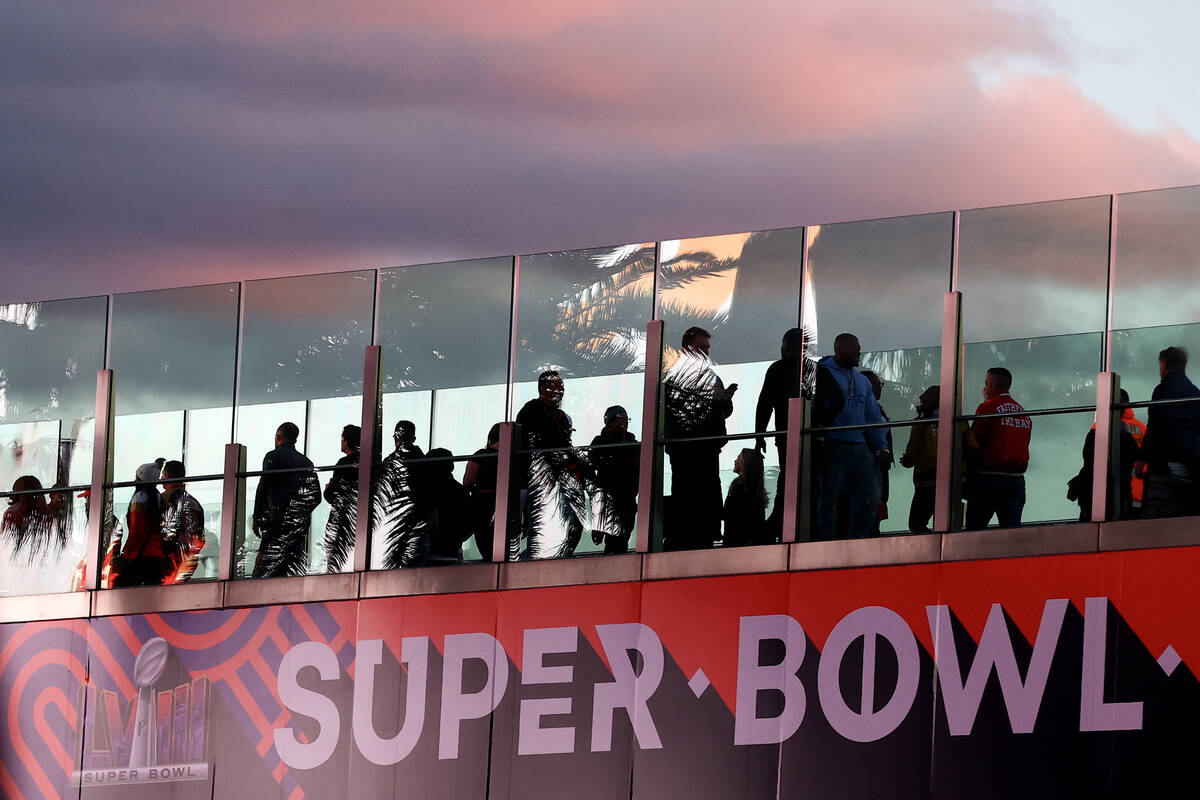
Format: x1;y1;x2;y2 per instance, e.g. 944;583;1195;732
72;637;211;786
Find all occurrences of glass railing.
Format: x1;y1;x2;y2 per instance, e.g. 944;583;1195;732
509;441;640;559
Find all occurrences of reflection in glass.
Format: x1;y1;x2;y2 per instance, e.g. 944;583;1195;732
1113;186;1200;332
514;371;588;559
237;271;373;577
658;229;803;548
0;297;106;494
515;244;653;557
0;488;87;595
375;258;512;566
1112;187;1200;402
109;284;238;486
248;422;320;578
955;197;1109;529
803;214;950;535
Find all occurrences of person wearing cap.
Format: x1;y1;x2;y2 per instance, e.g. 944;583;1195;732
113;459;169;586
589;405;639;554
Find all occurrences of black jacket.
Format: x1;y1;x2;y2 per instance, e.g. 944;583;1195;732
1140;371;1200;473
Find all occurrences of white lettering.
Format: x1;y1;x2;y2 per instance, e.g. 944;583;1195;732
817;606;920;743
591;623;664;752
439;633;510;759
734;615;807;746
927;599;1066;735
518;627;578;756
353;637;429;765
1080;597;1142;731
274;641;342;769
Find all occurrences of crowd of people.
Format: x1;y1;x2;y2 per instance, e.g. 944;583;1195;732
6;335;1199;583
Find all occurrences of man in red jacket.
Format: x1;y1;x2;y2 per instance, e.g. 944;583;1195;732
966;367;1031;529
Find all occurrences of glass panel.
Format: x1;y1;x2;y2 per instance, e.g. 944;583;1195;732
0;488;87;595
105;475;222;586
0;296;107;492
373;258;512;567
109;283;238;479
369;257;511;568
958;196;1109;409
1111;186;1200;402
956;197;1109;529
237;271;374;577
1107;186;1200;520
657;228;804;550
514;244;653;557
803;213;951;535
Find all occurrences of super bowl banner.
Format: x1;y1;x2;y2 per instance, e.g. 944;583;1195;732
3;547;1199;799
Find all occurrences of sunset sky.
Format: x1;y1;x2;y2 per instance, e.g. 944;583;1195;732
3;0;1198;303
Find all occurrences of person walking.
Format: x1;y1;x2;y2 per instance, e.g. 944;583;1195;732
252;423;320;577
589;405;639;554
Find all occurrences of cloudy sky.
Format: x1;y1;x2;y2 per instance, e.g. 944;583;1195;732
3;0;1198;303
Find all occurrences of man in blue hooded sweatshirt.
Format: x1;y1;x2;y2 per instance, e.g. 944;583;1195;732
815;333;889;540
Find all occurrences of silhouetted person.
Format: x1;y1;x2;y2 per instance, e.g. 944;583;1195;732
423;448;473;565
901;386;940;532
1136;346;1200;518
1;475;68;562
814;333;886;540
861;370;893;535
965;367;1031;529
1067;389;1138;521
515;371;586;559
755;328;808;539
114;460;169;587
589;405;639;554
160;460;205;583
663;326;736;550
323;424;360;572
723;448;767;547
464;423;502;561
253;422;320;577
392;420;425;460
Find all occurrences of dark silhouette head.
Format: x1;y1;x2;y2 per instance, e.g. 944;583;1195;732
603;405;629;433
916;385;940;416
781;328;804;360
427;447;455;477
682;326;712;357
394;420;417;448
486;423;501;446
276;422;300;446
833;333;861;368
861;370;884;401
341;424;361;451
1160;346;1188;377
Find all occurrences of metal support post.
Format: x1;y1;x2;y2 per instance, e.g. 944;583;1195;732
83;370;113;591
355;345;383;572
492;422;517;563
934;292;963;533
782;396;806;543
218;443;246;581
1091;372;1119;523
636;320;664;553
